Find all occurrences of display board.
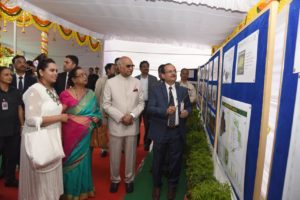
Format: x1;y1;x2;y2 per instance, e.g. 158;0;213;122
198;64;208;123
268;1;300;199
204;51;220;144
217;10;270;200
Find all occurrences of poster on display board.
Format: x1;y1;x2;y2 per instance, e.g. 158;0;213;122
212;85;217;110
218;96;252;198
223;46;235;84
213;56;219;81
282;78;300;200
235;30;259;83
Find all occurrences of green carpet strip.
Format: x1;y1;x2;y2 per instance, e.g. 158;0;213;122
124;152;187;200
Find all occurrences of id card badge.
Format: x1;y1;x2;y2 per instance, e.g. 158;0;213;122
2;101;8;110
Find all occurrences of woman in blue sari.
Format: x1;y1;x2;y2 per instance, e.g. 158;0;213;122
60;67;102;200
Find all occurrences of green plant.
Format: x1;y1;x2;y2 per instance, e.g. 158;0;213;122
186;152;214;187
190;180;231;200
185;108;231;200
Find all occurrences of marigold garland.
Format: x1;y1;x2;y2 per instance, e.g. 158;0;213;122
0;3;101;52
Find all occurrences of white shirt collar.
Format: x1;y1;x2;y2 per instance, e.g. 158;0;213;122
165;82;175;90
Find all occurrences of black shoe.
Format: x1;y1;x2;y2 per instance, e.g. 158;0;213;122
100;151;107;158
167;188;176;200
0;171;4;179
109;182;119;193
125;182;134;193
152;187;161;200
5;179;19;188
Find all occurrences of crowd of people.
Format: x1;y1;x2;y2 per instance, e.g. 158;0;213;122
0;53;196;200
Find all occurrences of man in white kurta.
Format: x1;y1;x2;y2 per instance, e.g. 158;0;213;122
103;56;144;194
95;63;116;157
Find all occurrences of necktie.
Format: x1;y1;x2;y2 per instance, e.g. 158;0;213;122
168;87;176;127
18;76;24;92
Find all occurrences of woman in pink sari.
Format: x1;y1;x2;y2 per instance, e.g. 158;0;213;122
60;67;102;200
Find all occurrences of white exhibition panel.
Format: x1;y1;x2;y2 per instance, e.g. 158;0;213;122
103;39;211;78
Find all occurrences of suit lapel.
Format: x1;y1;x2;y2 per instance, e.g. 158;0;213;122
160;83;168;106
12;75;17;87
175;85;182;103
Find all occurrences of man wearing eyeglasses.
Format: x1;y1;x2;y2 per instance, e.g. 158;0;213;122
135;61;157;151
54;55;78;95
148;63;191;200
103;56;144;194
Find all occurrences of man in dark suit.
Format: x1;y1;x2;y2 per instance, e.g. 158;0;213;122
11;55;37;94
135;61;158;151
54;55;78;95
148;63;191;200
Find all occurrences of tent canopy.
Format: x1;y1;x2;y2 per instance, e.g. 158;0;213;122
20;0;255;48
1;0;259;70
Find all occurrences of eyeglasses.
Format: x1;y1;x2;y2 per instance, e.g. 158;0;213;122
125;64;135;68
165;70;177;74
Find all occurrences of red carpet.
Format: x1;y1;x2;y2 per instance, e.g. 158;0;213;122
0;131;148;200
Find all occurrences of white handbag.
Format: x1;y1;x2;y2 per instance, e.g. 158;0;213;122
24;124;65;172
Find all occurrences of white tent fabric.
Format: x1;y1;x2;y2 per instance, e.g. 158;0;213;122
104;39;211;78
155;0;258;12
18;0;251;48
2;0;258;73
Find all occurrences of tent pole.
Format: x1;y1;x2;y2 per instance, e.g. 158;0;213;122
13;20;17;56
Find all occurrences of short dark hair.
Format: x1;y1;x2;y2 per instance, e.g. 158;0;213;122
68;66;82;87
66;55;79;66
105;63;114;74
12;55;25;64
89;67;94;71
181;68;189;73
114;57;120;64
139;60;149;69
158;64;165;74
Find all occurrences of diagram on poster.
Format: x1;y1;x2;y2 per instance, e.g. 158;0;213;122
208;62;213;81
293;11;300;73
223;46;235;84
213;56;219;81
204;65;208;80
212;85;217;109
207;84;212;104
235;30;259;83
218;96;252;198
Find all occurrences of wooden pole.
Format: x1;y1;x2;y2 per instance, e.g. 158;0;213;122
253;2;279;199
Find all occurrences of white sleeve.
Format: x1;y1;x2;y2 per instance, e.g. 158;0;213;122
23;87;43;127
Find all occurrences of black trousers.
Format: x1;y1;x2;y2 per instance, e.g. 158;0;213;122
0;134;19;181
152;128;183;189
138;101;151;147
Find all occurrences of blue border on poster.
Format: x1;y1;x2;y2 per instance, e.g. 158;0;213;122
219;11;270;200
268;1;299;199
